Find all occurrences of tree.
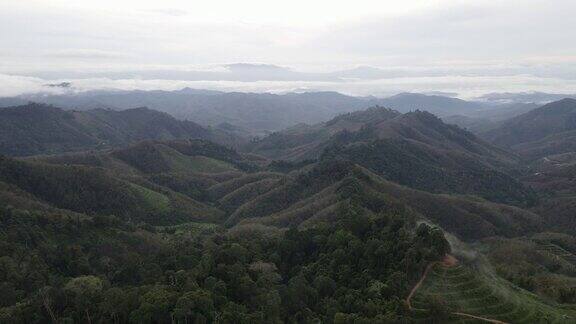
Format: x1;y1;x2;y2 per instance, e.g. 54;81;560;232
64;276;104;324
173;289;214;324
130;286;177;324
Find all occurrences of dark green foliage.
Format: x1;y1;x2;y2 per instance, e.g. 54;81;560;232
147;173;215;202
325;106;399;126
484;98;576;159
0;104;238;157
485;236;576;305
322;138;537;207
111;139;255;174
251;105;532;208
225;160;355;225
0;104;102;156
248;106;399;161
426;296;454;323
4;96;576;324
266;159;316;173
207;172;283;200
0;156;142;217
0;193;450;323
221;156;542;241
0;156;222;225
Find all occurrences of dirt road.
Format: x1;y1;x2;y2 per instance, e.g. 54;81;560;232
405;255;510;324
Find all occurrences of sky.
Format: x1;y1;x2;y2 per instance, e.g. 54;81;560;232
1;0;576;98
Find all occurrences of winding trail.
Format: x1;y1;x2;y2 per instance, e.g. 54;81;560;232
405;261;440;310
405;255;510;324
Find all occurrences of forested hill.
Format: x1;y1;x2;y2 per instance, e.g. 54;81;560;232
250;106;532;206
483;98;576;159
1;90;373;134
0;137;457;323
2;100;576;322
251;106;517;164
248;106;401;161
0;132;574;322
1;134;569;323
0;103;241;156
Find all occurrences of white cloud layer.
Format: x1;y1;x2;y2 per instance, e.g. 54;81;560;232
1;0;575;96
2;73;576;100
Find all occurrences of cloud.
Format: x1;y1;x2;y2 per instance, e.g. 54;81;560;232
3;72;576;100
45;49;131;60
0;74;60;97
143;8;189;17
1;0;575;96
4;0;575;71
305;1;576;64
224;63;292;72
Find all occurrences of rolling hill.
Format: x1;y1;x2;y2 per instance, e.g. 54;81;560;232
1;130;574;323
219;160;542;241
3;139;266;226
3;97;576;323
0;103;240;156
250;106;532;206
248;106;401;161
22;136;541;241
1;89;539;136
483;98;576;159
2;90;373;134
0;155;224;225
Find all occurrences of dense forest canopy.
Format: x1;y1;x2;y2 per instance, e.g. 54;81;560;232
2;99;576;323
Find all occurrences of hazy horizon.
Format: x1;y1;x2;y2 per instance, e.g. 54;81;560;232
2;0;575;98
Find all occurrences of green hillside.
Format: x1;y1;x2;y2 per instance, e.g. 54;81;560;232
0;176;453;323
0;103;240;157
411;258;576;323
2;103;576;323
0;156;223;225
249;106;532;207
484;98;576;159
322;137;535;206
222;161;542;241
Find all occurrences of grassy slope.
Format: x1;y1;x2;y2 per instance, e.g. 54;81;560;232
128;183;171;214
411;259;576;323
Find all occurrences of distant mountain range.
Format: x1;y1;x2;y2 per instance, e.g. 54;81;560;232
377;93;484;116
0;89;543;135
478;92;576;104
0;90;370;134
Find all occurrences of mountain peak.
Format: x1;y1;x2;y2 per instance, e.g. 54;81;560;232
326;105;400;126
539;98;576;114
